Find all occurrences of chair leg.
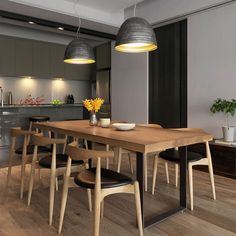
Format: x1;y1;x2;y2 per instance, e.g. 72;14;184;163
175;164;179;187
165;162;170;184
38;168;41;180
87;189;92;212
144;154;148;191
188;163;194;211
49;146;56;225
27;148;38;206
55;176;59;192
152;154;158;195
134;181;143;236
128;153;134;174
58;175;70;234
206;143;216;200
105;158;109;169
117;147;122;173
20;155;28;199
100;200;104;219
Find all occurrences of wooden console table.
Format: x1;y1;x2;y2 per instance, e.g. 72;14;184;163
189;141;236;179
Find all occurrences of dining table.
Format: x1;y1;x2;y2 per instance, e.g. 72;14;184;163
34;120;213;229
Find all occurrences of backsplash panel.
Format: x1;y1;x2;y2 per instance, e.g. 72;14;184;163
0;77;91;104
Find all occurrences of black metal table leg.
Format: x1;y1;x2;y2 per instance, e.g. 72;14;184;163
179;146;187;208
136;147;188;229
136;152;145;224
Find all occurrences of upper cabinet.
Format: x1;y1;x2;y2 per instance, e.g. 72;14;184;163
0;35;92;80
0;36;15;76
50;44;65;78
15;39;33;76
96;42;111;70
33;41;50;78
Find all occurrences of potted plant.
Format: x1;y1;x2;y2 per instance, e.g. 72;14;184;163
210;98;236;142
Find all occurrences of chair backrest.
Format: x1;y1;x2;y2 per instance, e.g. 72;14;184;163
32;133;66;146
67;142;114;162
138;123;162;128
11;127;35;137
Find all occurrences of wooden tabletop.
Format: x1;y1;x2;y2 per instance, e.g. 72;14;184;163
34;120;213;154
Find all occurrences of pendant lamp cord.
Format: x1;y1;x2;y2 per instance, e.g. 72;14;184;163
133;0;137;17
74;0;81;38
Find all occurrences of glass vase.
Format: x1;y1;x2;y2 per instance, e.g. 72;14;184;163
89;111;98;126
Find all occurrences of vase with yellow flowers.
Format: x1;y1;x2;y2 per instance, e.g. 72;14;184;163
83;98;104;126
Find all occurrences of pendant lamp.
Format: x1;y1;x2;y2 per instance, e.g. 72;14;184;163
64;1;95;64
115;3;157;53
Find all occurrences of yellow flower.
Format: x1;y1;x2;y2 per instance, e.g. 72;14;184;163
83;98;104;112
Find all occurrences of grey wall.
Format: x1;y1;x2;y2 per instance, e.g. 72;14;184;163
111;42;149;123
188;2;236;138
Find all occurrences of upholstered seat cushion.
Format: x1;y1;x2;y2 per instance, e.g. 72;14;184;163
159;149;202;163
29;116;50;122
39;154;84;168
15;145;51;155
74;168;133;189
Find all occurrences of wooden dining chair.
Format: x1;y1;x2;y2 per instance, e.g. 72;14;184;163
27;133;88;225
6;128;36;199
151;128;216;210
58;142;143;236
116;123;163;192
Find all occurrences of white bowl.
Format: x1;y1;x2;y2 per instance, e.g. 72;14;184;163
112;123;136;131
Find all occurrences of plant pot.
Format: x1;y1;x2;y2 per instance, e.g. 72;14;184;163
222;126;235;142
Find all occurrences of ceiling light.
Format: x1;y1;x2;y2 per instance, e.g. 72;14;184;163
57;27;64;31
64;0;95;64
28;21;35;25
115;3;157;53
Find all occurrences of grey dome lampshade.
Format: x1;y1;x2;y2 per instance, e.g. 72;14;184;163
115;17;157;53
64;38;95;64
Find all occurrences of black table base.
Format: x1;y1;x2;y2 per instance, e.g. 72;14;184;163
136;146;187;229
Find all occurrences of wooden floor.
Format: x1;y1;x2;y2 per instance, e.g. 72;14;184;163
0;154;236;236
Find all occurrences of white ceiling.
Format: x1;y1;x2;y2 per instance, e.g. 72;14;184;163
7;0;144;28
77;0;144;12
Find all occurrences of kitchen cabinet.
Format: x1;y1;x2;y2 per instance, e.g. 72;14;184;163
33;41;50;78
65;64;92;80
0;36;15;76
50;44;65;78
96;42;111;70
15;39;33;76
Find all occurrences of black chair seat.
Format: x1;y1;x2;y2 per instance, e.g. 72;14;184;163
15;145;51;155
39;154;84;168
159;149;202;163
29;116;50;122
74;168;133;189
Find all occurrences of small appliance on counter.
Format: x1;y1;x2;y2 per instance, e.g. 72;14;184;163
7;92;13;105
65;94;74;104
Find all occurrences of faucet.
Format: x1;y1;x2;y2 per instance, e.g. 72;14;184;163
0;87;3;107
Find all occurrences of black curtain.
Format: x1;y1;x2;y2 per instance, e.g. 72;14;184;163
149;19;187;128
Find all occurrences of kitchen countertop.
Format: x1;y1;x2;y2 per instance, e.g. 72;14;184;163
0;103;84;109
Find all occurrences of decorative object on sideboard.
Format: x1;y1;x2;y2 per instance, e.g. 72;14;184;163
51;99;62;106
64;0;95;64
65;94;75;104
83;98;104;126
17;94;45;105
115;1;157;53
210;98;236;142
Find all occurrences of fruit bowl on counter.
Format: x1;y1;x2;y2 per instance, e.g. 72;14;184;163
51;99;62;106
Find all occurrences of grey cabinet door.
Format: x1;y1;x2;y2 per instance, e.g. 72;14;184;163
0;36;15;76
65;63;92;80
50;44;65;78
96;42;111;70
15;39;33;77
33;41;50;78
